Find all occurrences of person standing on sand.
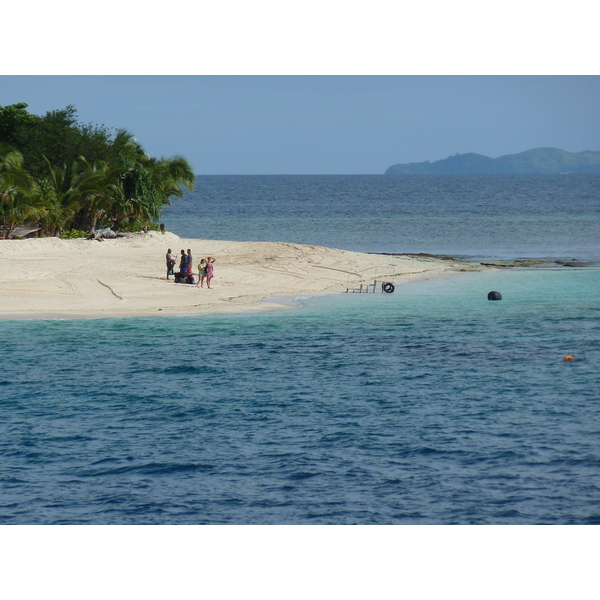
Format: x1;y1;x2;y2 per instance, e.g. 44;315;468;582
187;249;193;275
179;249;187;274
166;248;176;279
197;259;207;287
205;257;215;288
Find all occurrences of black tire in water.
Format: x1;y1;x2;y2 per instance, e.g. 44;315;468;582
382;282;395;294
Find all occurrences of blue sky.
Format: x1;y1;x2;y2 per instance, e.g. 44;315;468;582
2;3;598;174
2;75;598;174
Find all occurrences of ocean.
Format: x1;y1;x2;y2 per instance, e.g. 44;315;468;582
1;175;599;525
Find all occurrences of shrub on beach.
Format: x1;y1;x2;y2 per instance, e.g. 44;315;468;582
118;219;160;233
60;229;89;239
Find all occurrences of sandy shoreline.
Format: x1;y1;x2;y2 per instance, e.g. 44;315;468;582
0;232;487;320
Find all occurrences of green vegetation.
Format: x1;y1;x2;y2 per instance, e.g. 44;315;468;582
385;148;600;175
0;103;195;239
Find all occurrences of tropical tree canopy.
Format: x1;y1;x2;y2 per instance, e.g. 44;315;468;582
0;103;195;238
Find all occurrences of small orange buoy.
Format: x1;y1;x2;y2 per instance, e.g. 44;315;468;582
564;356;574;361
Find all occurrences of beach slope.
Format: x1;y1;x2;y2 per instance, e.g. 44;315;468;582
0;232;482;320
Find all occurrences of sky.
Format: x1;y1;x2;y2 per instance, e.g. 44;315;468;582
1;75;598;174
2;1;599;175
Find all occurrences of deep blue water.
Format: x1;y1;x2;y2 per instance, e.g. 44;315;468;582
1;175;599;524
163;174;600;261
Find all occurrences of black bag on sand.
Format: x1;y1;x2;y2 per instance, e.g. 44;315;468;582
174;272;198;284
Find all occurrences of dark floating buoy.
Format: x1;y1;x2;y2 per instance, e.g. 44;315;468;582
487;291;502;301
382;282;395;293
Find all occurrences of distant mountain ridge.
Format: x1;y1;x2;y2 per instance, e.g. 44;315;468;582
385;148;600;174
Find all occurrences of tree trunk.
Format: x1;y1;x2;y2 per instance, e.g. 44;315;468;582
88;212;98;235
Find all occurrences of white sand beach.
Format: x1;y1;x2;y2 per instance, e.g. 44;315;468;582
0;232;485;320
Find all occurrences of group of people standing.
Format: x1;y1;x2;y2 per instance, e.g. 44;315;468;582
196;256;215;288
166;248;215;288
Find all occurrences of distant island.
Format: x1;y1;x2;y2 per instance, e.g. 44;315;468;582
385;148;600;175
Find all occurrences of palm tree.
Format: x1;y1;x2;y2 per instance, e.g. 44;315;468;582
0;192;50;238
0;143;36;198
0;144;42;238
2;116;197;238
42;156;108;235
108;151;195;231
111;129;147;160
71;158;121;233
152;155;195;198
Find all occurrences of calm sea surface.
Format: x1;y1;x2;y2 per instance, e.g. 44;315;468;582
1;175;599;524
163;174;600;261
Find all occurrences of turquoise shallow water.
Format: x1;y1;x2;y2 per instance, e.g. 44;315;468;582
1;267;598;524
1;175;599;524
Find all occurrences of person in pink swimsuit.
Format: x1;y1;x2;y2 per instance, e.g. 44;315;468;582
205;257;215;288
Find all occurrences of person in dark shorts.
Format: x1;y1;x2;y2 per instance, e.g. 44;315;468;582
166;249;176;279
197;259;207;287
179;249;187;274
186;249;193;274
